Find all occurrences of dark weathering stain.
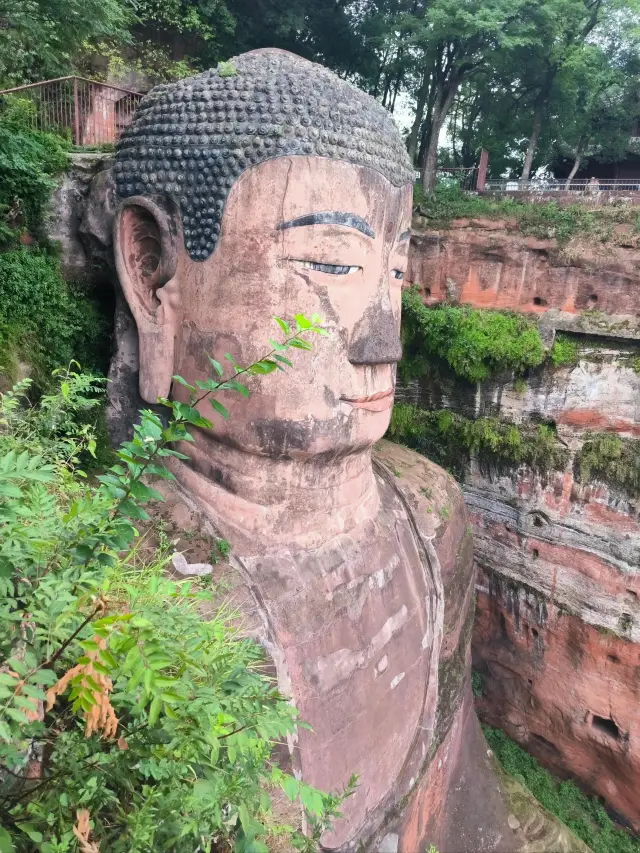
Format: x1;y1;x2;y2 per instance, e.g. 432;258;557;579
348;299;402;365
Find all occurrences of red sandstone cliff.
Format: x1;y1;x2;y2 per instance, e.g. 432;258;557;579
405;218;640;829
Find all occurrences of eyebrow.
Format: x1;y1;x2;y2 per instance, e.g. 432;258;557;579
277;211;375;238
398;229;411;242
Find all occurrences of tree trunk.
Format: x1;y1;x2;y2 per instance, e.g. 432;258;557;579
406;67;430;163
421;80;460;193
520;91;545;183
564;141;584;188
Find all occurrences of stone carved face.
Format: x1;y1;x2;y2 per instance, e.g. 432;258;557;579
115;155;412;458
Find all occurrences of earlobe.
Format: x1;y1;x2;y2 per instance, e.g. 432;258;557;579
114;196;180;403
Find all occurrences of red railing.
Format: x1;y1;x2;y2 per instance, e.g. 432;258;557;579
0;76;144;146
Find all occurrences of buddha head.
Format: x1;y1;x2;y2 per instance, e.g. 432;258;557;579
113;49;414;461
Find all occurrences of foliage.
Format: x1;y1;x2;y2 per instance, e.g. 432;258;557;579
0;0;130;86
0;102;70;246
471;669;484;699
0;249;110;385
0;316;357;852
549;335;580;367
484;725;640;853
387;403;567;481
413;181;640;245
577;433;640;495
400;288;544;384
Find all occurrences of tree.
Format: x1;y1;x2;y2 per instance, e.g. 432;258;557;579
399;0;533;191
512;0;639;182
0;0;130;85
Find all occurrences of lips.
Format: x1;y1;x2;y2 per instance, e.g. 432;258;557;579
340;388;394;411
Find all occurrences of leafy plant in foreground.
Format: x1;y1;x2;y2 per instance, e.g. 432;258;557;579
0;314;355;852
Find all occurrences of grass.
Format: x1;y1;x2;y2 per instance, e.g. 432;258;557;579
484;726;640;853
414;182;640;246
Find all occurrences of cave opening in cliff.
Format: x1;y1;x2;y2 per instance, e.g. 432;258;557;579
591;715;622;741
533;296;547;306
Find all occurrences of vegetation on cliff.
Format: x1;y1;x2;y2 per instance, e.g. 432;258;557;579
0;97;69;248
400;288;545;384
0;319;351;852
577;433;640;495
484;726;640;853
0;249;110;389
413;182;640;245
388;403;567;480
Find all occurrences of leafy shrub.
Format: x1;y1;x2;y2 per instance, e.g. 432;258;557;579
387;403;567;481
400;289;545;384
484;726;640;853
0;316;354;852
0;98;70;245
577;432;640;495
549;335;580;367
0;249;110;384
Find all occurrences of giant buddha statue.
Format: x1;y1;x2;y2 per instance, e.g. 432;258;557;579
108;49;582;853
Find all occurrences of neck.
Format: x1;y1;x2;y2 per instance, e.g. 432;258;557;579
169;435;380;554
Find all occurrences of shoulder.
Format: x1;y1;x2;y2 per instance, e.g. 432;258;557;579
373;439;473;593
373;439;466;532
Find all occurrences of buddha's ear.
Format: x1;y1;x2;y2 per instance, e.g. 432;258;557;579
114;196;180;403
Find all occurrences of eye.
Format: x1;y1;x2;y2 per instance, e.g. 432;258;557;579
296;260;360;275
392;269;404;280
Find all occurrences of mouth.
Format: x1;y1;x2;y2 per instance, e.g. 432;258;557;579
340;389;394;412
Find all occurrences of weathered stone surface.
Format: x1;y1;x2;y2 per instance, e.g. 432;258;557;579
43;153;114;279
407;222;640;318
407;222;640;829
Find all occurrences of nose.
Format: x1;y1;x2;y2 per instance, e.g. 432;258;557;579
347;302;402;365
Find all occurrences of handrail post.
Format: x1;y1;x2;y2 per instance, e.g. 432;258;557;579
73;76;80;146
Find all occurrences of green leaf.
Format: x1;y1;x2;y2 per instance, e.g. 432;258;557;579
0;826;14;853
294;313;312;331
273;317;289;336
209;398;229;420
274;354;293;368
148;695;162;727
281;774;299;801
172;375;196;392
287;339;312;350
16;824;42;843
208;357;223;376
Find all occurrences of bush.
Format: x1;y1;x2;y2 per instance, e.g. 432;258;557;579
577;432;640;495
387;403;567;481
400;289;545;384
0;317;354;853
0;97;70;246
484;726;640;853
0;249;110;385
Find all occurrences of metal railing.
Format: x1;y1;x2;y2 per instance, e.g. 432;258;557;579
0;76;144;146
484;177;640;193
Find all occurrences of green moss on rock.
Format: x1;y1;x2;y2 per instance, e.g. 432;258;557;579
401;288;545;384
387;403;568;481
576;433;640;496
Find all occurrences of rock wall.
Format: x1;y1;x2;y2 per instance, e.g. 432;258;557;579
405;220;640;829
